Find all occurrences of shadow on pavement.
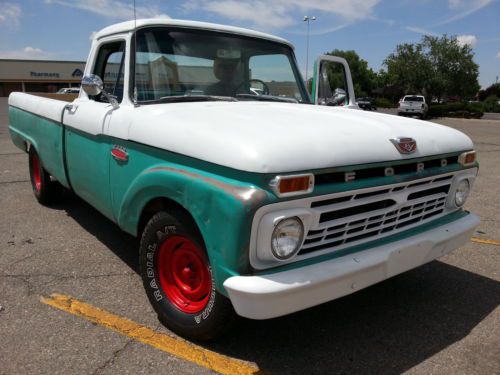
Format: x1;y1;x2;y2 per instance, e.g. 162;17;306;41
58;191;140;273
60;191;500;375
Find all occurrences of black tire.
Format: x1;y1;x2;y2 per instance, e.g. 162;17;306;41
29;148;63;205
139;210;237;341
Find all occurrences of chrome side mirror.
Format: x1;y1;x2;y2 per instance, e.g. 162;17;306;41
82;74;103;96
332;88;347;105
319;88;347;106
81;74;119;109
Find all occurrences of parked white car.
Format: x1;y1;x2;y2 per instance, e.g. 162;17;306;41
398;95;429;118
56;87;80;94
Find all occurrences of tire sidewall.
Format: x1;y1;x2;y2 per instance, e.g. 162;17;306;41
29;148;46;202
139;212;230;340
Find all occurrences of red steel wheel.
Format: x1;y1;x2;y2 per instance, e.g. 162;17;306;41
28;148;63;205
157;235;212;314
31;152;42;192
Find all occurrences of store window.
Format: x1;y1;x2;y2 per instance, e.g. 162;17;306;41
0;82;22;97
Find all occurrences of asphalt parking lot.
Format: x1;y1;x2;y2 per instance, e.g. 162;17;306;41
1;97;499;375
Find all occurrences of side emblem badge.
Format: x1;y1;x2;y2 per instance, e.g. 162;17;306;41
390;137;417;154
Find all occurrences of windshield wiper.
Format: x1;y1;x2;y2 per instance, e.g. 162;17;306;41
141;95;238;104
235;94;298;103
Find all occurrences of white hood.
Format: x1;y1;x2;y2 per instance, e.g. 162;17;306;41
128;102;473;173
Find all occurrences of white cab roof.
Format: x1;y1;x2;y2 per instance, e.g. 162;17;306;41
94;18;293;48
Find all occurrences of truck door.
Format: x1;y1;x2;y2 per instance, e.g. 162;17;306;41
63;40;126;221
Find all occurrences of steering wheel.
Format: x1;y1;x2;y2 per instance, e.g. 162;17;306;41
236;79;270;96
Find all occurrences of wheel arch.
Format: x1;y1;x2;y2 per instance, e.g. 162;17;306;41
137;196;203;245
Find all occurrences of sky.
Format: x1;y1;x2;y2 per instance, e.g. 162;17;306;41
0;0;499;88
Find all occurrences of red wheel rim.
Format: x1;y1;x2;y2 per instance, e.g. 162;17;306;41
32;153;42;192
157;235;212;314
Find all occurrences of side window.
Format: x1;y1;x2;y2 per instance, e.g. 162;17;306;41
93;41;126;103
317;60;349;106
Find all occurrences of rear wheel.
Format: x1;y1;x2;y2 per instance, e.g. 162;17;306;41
139;210;237;341
29;148;62;205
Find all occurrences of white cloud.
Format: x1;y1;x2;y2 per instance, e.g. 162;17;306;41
457;34;477;48
405;26;439;36
0;46;56;59
288;0;381;22
437;0;492;25
201;1;294;29
44;0;169;20
496;52;500;59
448;0;463;8
0;3;22;27
288;23;351;36
183;0;381;30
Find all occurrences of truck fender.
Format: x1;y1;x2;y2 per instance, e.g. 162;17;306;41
115;165;270;291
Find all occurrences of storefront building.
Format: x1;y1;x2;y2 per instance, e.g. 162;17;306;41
0;59;86;97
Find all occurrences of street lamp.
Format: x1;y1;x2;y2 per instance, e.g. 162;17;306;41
304;15;316;83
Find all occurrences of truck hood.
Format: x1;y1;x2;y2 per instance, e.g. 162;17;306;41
128;102;473;173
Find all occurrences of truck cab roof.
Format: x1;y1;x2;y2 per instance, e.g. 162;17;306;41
94;18;293;48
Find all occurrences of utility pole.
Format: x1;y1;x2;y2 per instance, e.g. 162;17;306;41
304;16;316;83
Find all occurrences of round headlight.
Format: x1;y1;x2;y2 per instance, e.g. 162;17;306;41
271;217;304;260
455;179;470;207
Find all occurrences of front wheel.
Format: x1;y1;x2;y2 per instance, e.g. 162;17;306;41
139;211;237;341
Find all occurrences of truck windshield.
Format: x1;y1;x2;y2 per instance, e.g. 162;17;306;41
132;27;310;104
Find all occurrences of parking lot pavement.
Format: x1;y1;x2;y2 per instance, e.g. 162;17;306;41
375;107;500;121
1;97;499;374
483;112;500;121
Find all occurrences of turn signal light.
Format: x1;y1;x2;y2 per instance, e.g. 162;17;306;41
458;151;476;167
270;174;314;197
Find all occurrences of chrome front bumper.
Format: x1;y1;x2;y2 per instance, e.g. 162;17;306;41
224;213;479;319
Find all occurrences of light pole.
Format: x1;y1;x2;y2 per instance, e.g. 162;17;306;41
304;15;316;83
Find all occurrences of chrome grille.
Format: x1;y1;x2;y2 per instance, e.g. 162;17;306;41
300;174;453;255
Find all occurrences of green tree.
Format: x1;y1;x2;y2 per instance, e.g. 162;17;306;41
422;35;480;100
384;43;433;96
382;35;480;101
478;83;500;101
325;50;376;97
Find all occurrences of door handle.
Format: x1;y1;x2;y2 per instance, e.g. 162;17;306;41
111;145;128;162
65;104;78;113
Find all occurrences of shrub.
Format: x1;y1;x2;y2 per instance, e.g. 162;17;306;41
428;102;484;118
375;97;394;108
482;95;500;113
467;102;484;113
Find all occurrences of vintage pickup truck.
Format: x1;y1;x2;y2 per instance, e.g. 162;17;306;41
8;19;479;340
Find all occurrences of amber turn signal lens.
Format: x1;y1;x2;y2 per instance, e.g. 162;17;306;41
270;174;314;197
465;153;476;164
279;176;311;194
458;151;476;166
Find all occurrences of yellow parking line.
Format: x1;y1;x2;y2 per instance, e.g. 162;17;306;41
471;237;500;246
41;294;261;375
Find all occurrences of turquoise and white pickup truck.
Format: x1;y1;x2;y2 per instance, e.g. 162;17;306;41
8;19;479;340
